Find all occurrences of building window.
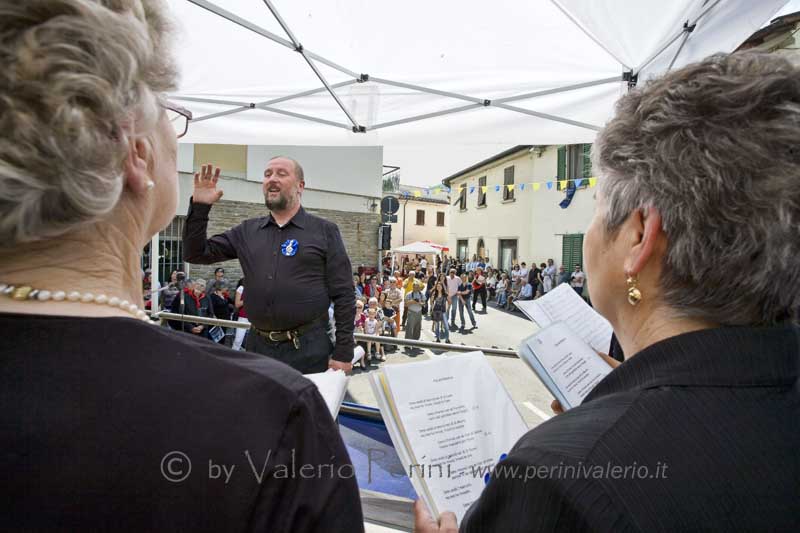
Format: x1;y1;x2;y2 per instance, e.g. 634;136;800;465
498;239;518;272
503;166;515;201
457;240;469;260
416;209;425;226
561;234;584;274
437;211;445;227
458;184;467;211
477;176;487;207
557;144;591;190
141;216;186;283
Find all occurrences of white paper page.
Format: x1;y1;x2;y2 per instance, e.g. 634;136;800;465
352;346;365;365
515;283;613;354
523;322;612;409
382;352;528;522
303;369;348;419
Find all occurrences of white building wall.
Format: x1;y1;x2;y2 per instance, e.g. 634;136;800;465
446;146;597;269
391;199;449;248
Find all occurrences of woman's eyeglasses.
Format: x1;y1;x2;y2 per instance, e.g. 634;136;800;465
161;101;192;139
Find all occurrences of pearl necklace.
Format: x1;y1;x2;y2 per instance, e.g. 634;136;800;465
0;283;153;323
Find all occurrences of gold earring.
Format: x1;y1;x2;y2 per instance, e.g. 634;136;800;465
626;274;642;306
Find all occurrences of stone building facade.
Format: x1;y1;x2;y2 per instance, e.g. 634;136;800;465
185;199;381;284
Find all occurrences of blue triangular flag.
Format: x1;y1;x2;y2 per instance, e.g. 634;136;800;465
520;183;525;191
546;182;553;190
494;185;500;192
469;186;475;194
575;178;583;188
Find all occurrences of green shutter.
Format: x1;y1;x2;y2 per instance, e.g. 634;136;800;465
561;234;584;271
557;146;566;180
582;144;592;179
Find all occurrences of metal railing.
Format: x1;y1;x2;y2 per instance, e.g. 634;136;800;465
153;311;518;357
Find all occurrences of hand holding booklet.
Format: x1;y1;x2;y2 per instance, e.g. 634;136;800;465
519;322;612;410
370;352;528;523
303;369;348;419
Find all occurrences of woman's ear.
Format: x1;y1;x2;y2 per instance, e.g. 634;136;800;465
624;206;665;276
123;134;153;195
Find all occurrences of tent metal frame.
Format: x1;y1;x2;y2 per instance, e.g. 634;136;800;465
176;0;720;135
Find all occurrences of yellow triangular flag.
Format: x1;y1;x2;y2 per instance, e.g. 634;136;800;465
413;191;422;197
506;184;514;191
588;177;597;187
481;186;487;193
533;182;541;191
558;180;567;189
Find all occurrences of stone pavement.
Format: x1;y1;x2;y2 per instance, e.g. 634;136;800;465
345;299;557;429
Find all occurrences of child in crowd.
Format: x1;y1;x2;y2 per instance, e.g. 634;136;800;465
364;307;384;362
429;281;450;343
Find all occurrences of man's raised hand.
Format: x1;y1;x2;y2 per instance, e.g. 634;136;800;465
192;164;224;205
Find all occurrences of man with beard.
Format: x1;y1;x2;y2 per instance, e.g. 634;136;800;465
183;157;355;374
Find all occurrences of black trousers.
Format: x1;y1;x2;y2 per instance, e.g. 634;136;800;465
245;323;333;374
473;287;487;310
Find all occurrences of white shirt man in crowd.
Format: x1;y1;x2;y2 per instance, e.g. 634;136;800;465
445;268;461;327
571;264;586;296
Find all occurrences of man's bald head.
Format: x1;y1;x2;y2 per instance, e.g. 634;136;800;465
269;156;304;182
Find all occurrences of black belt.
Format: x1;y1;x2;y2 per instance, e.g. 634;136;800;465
251;315;329;348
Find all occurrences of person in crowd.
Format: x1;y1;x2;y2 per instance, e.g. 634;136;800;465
0;4;363;530
416;52;800;533
457;273;477;331
379;291;397;339
353;274;364;300
363;307;384;362
518;261;529;282
184;155;355;374
510;263;521;288
527;262;542;298
424;267;438;317
206;280;230;344
419;256;428;272
429;281;451;344
142;268;160;310
364;275;381;299
404;280;425;350
485;268;497;301
384;276;403;332
232;277;249;351
542;258;557;294
354;300;366;332
367;296;389;356
168;278;207;336
557;264;571;286
507;278;533;310
160;270;181;310
401;270;417;329
471;267;488;313
205;267;227;296
495;272;509;308
445;268;461;329
571;263;586;296
483;256;493;270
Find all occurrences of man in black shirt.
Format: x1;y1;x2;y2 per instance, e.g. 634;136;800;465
183;159;355;374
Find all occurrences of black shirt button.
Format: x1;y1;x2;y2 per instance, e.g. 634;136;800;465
273;251;277;256
268;275;273;280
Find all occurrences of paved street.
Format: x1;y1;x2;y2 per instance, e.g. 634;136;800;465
345;300;556;429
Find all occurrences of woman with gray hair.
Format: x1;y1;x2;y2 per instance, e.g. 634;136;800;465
417;52;799;533
0;1;362;531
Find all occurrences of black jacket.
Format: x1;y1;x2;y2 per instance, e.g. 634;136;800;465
461;324;800;532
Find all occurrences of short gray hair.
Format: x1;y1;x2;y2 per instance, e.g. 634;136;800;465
593;52;800;326
0;0;177;245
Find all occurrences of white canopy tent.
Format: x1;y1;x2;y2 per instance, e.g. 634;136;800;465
152;0;787;309
169;0;787;183
392;242;443;255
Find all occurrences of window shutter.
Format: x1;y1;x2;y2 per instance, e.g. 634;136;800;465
582;144;592;179
557;146;566;180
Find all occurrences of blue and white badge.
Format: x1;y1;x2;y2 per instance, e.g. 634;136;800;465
281;239;299;257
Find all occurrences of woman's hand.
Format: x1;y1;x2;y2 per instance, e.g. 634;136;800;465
413;500;458;533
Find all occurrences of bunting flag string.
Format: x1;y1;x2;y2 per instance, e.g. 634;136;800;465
405;176;600;199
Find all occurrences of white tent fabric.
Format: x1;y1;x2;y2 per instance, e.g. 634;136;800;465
392;242;442;255
169;0;787;183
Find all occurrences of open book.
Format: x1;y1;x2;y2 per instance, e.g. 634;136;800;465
514;282;613;353
369;352;528;522
303;369;349;419
519;322;613;410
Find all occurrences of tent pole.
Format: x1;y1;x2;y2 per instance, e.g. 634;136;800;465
370;104;484;131
550;0;631;70
261;0;362;130
256;106;354;129
193;106;252;123
493;103;602;131
370;77;486;105
667;27;693;71
493;76;622;104
634;0;723;75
